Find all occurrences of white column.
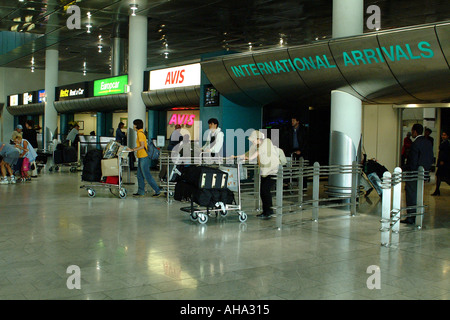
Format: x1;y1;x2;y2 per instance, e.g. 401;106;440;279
44;49;59;149
332;0;364;38
330;90;362;152
329;0;363;196
127;14;148;148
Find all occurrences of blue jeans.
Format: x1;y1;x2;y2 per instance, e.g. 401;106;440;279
137;156;161;195
368;172;382;196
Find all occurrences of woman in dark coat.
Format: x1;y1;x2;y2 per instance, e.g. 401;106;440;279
432;130;450;196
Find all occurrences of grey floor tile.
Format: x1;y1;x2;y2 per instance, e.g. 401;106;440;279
0;171;448;301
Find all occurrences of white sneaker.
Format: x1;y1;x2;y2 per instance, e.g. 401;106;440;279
0;178;9;185
9;176;16;184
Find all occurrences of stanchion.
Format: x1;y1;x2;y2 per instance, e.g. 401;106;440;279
380;171;392;247
312;162;320;222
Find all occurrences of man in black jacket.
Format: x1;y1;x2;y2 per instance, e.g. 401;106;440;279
402;124;434;225
287;116;307;161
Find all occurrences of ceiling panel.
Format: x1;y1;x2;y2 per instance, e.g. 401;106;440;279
0;0;448;78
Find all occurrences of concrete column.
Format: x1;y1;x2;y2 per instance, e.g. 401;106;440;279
332;0;364;38
329;0;363;197
111;37;126;76
127;14;147;148
44;49;59;149
111;21;127;76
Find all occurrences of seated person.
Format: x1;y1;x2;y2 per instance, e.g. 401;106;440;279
363;158;388;197
0;143;20;184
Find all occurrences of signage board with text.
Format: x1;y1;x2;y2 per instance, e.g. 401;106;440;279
93;75;128;96
149;63;201;90
57;82;88;101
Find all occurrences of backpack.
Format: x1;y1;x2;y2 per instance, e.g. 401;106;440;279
145;139;160;160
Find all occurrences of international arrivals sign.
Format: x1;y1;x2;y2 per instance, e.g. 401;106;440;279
149;63;201;90
93;75;128;96
228;41;435;78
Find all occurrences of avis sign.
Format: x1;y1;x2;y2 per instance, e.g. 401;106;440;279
149;63;201;90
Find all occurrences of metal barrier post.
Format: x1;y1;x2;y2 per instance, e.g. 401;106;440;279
391;167;402;234
350;161;358;217
381;171;392;247
254;166;261;212
298;158;304;205
312;162;320;222
416;166;424;229
275;165;283;216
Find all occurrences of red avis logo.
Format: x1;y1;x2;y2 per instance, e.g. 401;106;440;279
168;114;195;126
165;69;185;85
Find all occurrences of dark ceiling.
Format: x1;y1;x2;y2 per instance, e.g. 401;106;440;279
0;0;449;75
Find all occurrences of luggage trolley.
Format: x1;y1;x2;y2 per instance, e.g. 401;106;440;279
180;159;248;224
158;153;183;202
49;143;81;173
80;150;130;199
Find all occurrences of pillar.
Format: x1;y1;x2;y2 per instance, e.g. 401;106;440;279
111;22;127;77
329;0;363;197
127;15;147;148
44;49;59;148
60;113;74;136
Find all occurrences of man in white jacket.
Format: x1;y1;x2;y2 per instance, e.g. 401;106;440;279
202;118;224;157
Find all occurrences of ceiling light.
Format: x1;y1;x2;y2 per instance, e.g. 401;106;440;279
130;4;138;16
98;44;103;53
86;12;92;33
31;66;35;73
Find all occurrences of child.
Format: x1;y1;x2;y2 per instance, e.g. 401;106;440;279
0;143;19;184
12;133;37;182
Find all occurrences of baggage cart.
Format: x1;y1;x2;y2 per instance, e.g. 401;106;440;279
48;143;80;173
80;150;130;199
179;159;248;224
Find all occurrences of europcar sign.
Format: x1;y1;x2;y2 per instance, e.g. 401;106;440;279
93;75;128;96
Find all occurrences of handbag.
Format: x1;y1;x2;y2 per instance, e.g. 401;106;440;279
22;157;30;172
146;140;160;160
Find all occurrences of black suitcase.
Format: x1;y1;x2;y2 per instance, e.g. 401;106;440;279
182;166;228;189
54;150;64;164
82;149;103;182
63;146;77;163
174;180;193;202
191;188;235;207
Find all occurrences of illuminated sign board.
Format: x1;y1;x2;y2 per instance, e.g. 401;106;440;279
93;75;128;96
38;89;45;103
57;82;87;101
228;41;435;79
9;94;19;106
23;92;35;105
149;63;201;90
168;113;196;126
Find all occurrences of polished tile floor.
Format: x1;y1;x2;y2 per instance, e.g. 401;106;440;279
0;168;448;300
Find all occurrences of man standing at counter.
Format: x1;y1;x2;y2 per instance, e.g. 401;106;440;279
202;118;224;158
